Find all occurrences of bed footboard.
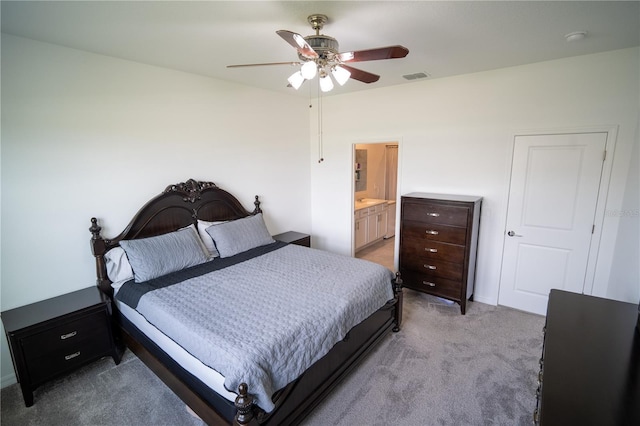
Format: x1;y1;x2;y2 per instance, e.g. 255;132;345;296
234;272;403;425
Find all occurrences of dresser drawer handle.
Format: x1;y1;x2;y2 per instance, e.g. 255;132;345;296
60;331;77;340
422;281;436;287
64;351;81;361
426;212;440;217
425;248;438;253
425;230;439;235
424;264;437;270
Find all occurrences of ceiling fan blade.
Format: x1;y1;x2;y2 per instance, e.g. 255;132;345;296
227;61;300;68
340;65;380;84
276;30;319;59
338;45;409;63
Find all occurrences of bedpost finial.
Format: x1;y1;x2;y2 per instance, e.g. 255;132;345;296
234;383;254;425
253;195;262;214
89;217;102;240
394;271;403;287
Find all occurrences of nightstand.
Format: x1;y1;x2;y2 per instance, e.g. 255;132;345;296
273;231;311;247
1;286;121;406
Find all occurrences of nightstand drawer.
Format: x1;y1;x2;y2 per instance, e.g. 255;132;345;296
27;333;112;384
402;220;467;245
402;202;469;227
21;310;109;360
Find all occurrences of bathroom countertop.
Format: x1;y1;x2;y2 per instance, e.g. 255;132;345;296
354;198;389;211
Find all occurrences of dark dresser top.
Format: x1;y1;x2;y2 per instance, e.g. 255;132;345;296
402;192;482;203
541;289;640;425
1;287;105;332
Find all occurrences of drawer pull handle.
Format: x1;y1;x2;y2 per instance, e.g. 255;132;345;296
425;248;438;253
426;212;440;217
60;331;77;340
65;351;81;361
424;264;437;270
425;230;439;235
423;281;436;287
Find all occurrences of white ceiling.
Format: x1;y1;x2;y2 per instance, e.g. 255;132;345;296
2;1;639;97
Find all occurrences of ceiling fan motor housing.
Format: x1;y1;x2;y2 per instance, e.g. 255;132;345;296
301;35;339;60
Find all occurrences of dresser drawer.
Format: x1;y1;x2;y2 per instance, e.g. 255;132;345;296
400;269;462;300
21;310;109;360
400;255;464;281
399;238;465;264
402;220;467;245
27;332;112;385
402;201;469;227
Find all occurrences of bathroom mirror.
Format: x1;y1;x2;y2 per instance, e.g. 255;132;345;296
355;149;367;192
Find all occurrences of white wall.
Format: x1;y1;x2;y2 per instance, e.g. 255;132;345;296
0;35;311;386
607;119;640;302
310;47;640;307
2;34;638;388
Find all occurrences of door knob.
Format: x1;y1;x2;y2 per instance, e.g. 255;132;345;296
507;230;523;237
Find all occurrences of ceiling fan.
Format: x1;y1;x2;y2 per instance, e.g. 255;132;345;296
227;14;409;92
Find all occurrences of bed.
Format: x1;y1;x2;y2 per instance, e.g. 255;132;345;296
89;179;403;425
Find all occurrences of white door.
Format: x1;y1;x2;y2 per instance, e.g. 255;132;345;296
498;133;607;315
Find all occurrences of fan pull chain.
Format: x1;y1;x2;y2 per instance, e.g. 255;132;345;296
317;78;324;163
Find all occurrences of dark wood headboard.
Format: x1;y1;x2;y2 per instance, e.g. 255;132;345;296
89;179;261;297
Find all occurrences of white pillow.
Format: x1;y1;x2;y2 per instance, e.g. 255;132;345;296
104;246;134;284
197;219;226;257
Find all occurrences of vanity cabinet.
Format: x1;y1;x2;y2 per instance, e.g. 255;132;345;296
399;193;482;314
355;202;388;252
355;214;368;250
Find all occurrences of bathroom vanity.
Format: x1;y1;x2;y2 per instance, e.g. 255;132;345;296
354;199;389;252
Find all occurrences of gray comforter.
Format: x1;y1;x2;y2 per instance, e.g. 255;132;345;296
132;243;394;412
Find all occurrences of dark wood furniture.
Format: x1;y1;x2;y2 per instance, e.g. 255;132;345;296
398;193;481;314
89;179;402;426
272;231;311;247
1;286;121;407
534;289;640;425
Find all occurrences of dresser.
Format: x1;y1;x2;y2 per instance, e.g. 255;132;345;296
399;193;482;314
1;286;121;406
534;290;640;425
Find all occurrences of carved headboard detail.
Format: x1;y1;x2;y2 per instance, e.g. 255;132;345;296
89;179;262;297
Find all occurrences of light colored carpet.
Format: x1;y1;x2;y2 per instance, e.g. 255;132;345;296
0;290;544;425
303;290;545;425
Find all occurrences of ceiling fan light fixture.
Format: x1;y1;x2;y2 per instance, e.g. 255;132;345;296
288;71;305;90
300;61;318;79
319;73;334;92
331;65;351;86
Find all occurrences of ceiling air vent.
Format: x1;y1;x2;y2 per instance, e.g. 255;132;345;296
402;72;430;80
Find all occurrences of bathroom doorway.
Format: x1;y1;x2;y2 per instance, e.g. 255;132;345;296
353;142;399;271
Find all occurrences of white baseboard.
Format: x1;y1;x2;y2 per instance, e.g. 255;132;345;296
472;295;496;306
1;372;17;389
